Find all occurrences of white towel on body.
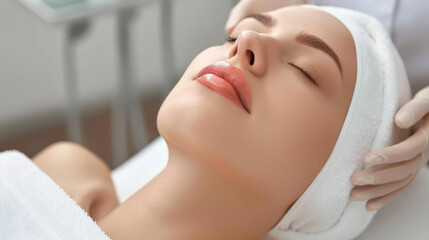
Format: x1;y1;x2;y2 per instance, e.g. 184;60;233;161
265;5;412;240
0;150;110;240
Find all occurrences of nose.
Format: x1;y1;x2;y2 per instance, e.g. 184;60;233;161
228;30;267;77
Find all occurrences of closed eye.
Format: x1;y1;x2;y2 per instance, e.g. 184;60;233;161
227;35;318;87
288;62;318;86
226;36;237;43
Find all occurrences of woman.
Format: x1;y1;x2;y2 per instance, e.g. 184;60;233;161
32;5;411;240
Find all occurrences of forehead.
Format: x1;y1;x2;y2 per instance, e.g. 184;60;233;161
270;6;356;86
270;6;352;44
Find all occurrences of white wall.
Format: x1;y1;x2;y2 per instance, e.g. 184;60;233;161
0;0;233;138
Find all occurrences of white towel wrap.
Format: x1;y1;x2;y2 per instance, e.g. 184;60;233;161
0;150;110;240
265;6;411;240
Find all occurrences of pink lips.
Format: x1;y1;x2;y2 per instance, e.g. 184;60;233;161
195;62;252;113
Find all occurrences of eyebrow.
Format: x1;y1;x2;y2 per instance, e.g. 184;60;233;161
296;32;343;78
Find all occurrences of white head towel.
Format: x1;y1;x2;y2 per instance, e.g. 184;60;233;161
265;6;411;240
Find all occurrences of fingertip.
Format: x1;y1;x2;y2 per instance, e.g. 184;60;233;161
395;116;410;129
395;109;414;128
365;152;388;164
350;173;359;185
364;153;376;164
355;176;376;186
351;190;371;201
350;192;360;201
366;202;383;211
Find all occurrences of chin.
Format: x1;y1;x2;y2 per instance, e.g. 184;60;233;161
157;76;247;159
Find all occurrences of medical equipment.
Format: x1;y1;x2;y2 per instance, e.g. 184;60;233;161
18;0;160;165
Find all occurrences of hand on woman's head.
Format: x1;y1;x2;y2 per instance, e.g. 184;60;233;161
158;6;356;225
351;86;429;211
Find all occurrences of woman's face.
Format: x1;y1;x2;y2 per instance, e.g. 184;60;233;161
158;6;356;219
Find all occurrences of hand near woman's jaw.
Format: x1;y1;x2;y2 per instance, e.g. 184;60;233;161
351;86;429;211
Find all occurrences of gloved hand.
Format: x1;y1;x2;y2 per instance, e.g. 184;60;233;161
351;86;429;211
225;0;306;35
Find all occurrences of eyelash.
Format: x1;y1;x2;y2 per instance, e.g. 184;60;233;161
226;36;237;42
288;62;317;86
227;36;317;86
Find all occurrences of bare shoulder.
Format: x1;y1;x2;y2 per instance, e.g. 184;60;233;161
33;141;111;180
33;141;119;220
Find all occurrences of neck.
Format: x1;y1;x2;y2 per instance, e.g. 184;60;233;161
99;142;273;240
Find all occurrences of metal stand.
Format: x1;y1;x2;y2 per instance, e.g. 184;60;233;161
111;9;148;166
21;0;163;167
62;12;148;166
63;20;89;143
160;0;176;96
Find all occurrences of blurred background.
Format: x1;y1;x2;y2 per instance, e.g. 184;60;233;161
0;0;237;168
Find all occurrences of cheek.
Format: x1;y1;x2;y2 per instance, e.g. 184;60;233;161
243;73;344;194
269;81;341;162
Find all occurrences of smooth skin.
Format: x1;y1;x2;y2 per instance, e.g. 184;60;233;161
35;6;357;240
32;142;119;221
226;0;429;212
98;6;356;240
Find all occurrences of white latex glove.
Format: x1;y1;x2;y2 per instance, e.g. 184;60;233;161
351;86;429;211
